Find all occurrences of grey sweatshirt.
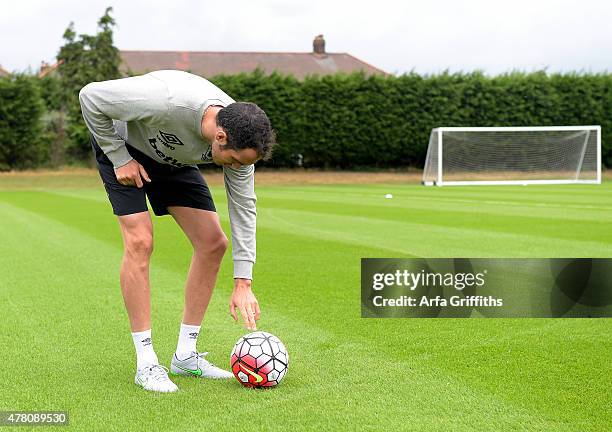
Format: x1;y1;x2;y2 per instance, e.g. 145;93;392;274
79;70;256;280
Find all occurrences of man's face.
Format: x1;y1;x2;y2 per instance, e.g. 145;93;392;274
211;129;260;169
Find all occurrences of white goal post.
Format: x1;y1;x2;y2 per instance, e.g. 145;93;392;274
422;126;601;186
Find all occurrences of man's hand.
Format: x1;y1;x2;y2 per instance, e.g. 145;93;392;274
229;279;260;331
114;159;151;188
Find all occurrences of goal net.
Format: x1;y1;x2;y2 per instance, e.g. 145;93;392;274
422;126;601;186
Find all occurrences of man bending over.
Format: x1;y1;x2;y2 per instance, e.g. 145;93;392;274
79;70;275;392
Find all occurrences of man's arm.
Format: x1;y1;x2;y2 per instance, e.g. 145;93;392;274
224;164;259;330
79;74;168;168
224;164;256;279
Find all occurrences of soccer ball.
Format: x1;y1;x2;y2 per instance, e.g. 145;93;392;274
230;331;289;388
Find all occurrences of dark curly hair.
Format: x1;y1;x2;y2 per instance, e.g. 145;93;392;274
216;102;276;161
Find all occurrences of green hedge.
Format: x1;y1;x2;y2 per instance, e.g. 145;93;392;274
0;75;46;171
3;70;612;171
211;71;612;168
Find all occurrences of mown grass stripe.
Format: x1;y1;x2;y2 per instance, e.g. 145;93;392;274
259;189;612;217
258;197;612;244
248;207;612;257
258;182;612;201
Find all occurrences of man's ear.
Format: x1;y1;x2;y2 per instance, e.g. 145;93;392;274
215;129;227;144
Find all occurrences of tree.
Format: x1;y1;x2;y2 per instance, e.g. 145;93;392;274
57;7;121;161
0;75;46;170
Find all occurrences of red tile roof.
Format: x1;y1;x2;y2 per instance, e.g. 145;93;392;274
119;50;388;79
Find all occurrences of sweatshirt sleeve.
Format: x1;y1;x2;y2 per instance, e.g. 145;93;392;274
79;74;169;168
224;164;256;279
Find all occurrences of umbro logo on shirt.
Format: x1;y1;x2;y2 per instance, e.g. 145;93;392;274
158;131;184;150
201;147;212;162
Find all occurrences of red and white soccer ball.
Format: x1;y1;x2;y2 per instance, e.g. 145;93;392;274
230;331;289;388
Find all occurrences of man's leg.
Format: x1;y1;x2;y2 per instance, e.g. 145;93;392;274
117;211;154;332
167;206;233;379
167;206;228;326
116;210;179;391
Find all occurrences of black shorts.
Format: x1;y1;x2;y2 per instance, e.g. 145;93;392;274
91;136;216;216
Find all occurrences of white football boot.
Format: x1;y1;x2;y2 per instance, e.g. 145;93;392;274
134;364;178;393
170;351;234;379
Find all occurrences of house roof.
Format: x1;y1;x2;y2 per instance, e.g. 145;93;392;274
38;60;63;78
0;65;9;77
119;38;388;79
37;36;389;80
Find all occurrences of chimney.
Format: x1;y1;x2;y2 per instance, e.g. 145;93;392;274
313;35;325;55
38;61;50;78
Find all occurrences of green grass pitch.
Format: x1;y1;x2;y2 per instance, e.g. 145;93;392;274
0;174;610;431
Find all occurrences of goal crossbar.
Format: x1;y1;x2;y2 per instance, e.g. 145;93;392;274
436;126;600;132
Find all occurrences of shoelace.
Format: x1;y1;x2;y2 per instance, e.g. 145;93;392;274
146;365;171;382
195;352;216;369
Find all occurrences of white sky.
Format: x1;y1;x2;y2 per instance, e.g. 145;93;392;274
1;0;611;75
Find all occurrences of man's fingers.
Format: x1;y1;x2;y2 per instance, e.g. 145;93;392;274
253;302;261;321
134;174;143;188
246;306;257;330
238;305;251;330
229;303;237;321
139;165;151;183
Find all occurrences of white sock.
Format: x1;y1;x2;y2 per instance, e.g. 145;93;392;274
131;329;159;370
176;323;201;360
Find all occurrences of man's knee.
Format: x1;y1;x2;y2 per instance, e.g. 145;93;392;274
118;213;154;260
124;232;154;259
194;230;228;258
